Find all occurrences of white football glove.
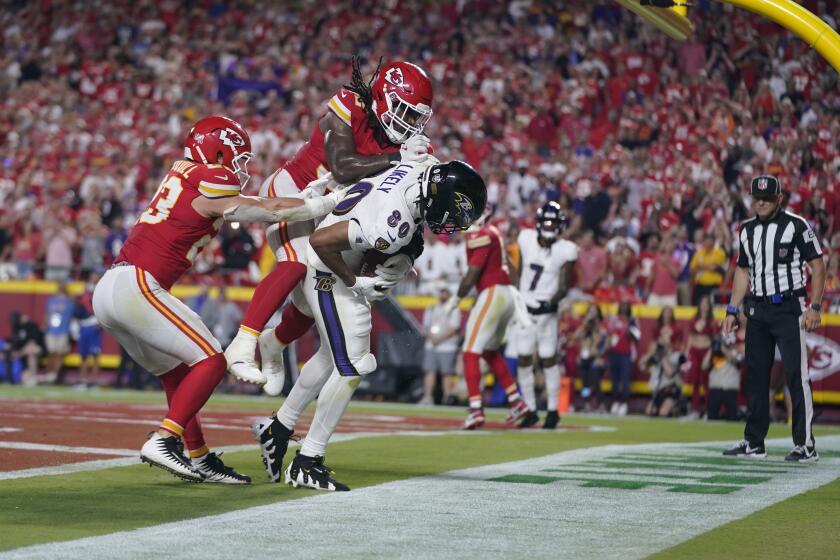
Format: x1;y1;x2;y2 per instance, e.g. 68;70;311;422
300;173;340;198
511;287;534;329
349;275;398;301
294;188;346;220
398;134;430;163
374;254;414;283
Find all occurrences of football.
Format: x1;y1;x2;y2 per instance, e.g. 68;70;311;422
359;250;391;277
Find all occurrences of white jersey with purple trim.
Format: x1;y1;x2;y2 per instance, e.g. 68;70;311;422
300;159;434;381
516;229;579;308
307;160;432;274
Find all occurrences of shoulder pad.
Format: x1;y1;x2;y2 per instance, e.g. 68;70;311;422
467;235;491;249
193;164;241;198
327;88;360;127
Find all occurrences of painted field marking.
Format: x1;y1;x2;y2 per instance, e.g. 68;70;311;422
0;430;488;482
0;428;22;433
0;412;246;431
4;436;838;560
0;442;136;456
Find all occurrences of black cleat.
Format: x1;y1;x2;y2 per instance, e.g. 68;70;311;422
284;451;349;491
193;452;251;484
517;410;540;429
722;440;767;458
784;445;818;463
251;416;295;482
542;410;560;430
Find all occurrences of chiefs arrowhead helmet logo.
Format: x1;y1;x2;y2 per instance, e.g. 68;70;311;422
219;128;245;148
384;67;404;86
384;67;413;93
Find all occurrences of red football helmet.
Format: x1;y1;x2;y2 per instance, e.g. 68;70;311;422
371;61;434;145
184;116;253;187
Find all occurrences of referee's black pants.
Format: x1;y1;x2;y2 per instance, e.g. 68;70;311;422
743;298;815;449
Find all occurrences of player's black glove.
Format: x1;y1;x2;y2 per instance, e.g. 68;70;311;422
397;225;425;263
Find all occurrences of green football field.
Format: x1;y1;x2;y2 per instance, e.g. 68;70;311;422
1;386;839;559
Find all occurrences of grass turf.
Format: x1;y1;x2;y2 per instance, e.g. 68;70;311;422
1;386;839;557
652;476;840;559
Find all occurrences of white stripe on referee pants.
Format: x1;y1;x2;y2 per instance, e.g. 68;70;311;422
798;320;814;447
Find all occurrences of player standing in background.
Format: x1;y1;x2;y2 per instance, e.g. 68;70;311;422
449;206;532;430
510;201;578;429
92;116;343;483
251;159;486;491
225;58;434;394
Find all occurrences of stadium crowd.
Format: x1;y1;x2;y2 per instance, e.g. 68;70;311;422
1;1;839;414
2;1;839;298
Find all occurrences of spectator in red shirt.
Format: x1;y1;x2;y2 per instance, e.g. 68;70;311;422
647;235;682;307
575;230;608;295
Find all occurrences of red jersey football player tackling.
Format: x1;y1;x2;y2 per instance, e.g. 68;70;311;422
225;58;435;395
93;116;342;483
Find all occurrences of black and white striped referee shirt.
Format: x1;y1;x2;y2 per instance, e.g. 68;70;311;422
737;210;822;297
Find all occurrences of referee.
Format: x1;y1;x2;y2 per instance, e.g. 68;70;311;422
722;175;824;463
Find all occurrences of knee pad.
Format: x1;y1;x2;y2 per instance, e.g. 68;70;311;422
336;353;377;376
353;353;377;376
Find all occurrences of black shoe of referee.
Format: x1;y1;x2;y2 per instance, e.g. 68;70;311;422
784;445;818;463
722;440;767;458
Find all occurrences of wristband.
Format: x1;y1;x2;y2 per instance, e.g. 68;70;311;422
725;305;740;316
809;302;822;312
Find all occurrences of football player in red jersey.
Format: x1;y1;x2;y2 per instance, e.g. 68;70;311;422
447;207;532;429
225;58;435;394
92;116;343;483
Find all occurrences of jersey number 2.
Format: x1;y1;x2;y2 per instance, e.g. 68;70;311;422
139;176;183;225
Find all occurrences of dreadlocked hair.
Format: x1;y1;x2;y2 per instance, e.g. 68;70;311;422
344;55;384;135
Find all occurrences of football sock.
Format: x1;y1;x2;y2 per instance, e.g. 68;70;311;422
274;303;315;345
300;373;360;457
463;352;483;409
275;346;335;430
517;364;536;411
160;353;226;435
482;350;520;402
240;262;306;332
544;365;561;411
158;363;206;451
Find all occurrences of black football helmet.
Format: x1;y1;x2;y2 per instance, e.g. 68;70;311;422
536;201;567;243
419;160;487;234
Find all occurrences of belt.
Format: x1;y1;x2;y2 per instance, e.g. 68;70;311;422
109;260;133;270
749;288;806;305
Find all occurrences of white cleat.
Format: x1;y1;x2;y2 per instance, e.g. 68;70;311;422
140;433;202;482
225;329;265;385
259;328;287;397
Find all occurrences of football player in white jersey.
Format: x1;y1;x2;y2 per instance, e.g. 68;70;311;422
251;159;487;491
511;201;578;429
